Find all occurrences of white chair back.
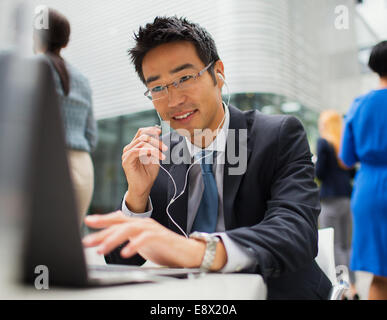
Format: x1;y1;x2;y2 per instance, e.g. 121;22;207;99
316;228;337;285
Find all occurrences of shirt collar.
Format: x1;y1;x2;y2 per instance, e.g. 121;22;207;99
184;102;230;158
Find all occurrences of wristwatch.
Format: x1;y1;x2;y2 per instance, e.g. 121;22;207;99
189;232;220;271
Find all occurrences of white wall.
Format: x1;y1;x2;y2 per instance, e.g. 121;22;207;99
357;0;387;40
1;0;366;118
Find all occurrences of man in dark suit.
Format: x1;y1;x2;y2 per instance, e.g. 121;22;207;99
83;16;332;299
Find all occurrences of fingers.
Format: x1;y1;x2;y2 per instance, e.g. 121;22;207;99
83;216;148;254
123;140;166;159
134;126;162;140
122;127;168;163
124;126;167;153
124;133;168;154
120;231;151;258
83;216;167;260
95;221;142;255
82;225;119;248
122;128;168;166
84;211;128;229
122;142;166;165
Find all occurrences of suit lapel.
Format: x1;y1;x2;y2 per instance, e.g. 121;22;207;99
223;106;252;230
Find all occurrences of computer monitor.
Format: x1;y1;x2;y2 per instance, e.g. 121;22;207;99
0;53;202;289
0;53;88;286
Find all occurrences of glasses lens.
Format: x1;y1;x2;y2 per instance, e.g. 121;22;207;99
145;72;199;101
151;90;166;101
176;75;195;90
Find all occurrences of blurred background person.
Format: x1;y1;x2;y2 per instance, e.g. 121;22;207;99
340;40;387;300
33;8;98;225
316;109;358;299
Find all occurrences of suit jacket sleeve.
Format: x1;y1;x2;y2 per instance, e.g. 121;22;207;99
226;116;320;280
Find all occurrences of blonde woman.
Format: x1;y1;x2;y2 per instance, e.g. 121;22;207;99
316;110;358;299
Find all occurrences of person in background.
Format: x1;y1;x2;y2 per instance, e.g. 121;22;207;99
340;40;387;300
33;8;98;225
316;110;358;299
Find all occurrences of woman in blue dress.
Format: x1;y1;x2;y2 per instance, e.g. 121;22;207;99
340;40;387;300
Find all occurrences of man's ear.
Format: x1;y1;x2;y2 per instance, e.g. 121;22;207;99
214;60;225;88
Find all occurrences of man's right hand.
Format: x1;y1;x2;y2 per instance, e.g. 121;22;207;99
122;126;168;213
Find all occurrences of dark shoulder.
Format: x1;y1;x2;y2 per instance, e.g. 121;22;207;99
317;137;328;148
241;108;304;135
316;137;330;154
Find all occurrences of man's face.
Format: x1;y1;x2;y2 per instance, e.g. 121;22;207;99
142;41;224;140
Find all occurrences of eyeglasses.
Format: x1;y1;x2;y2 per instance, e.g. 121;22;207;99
144;61;214;101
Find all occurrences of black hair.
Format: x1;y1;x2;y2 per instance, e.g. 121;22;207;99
34;8;71;95
129;16;220;85
368;40;387;78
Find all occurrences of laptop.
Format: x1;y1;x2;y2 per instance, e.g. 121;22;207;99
0;53;202;288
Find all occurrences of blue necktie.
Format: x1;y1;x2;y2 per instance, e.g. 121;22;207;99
191;150;218;233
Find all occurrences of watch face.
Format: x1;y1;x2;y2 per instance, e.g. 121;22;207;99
190;232;219;243
197;232;208;238
190;232;209;239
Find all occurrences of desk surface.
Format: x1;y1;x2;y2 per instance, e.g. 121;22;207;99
1;248;267;300
3;273;266;300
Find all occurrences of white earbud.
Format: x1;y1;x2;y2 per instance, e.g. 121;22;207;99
217;73;224;81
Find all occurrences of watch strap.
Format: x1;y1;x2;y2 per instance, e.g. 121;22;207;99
190;232;219;271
